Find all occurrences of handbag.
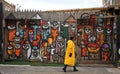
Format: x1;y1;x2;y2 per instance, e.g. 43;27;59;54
69;53;72;57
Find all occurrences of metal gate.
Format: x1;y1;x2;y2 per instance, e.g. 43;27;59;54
76;12;115;64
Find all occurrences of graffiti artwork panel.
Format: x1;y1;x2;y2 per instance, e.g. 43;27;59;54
77;12;113;61
5;11;114;63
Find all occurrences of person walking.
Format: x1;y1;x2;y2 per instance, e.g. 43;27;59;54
63;37;78;72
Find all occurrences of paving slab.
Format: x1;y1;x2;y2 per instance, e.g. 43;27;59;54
0;65;120;74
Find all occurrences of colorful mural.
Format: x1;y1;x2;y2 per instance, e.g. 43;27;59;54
77;12;114;61
5;12;114;63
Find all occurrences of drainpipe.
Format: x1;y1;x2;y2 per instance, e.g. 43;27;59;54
114;7;120;67
113;16;118;66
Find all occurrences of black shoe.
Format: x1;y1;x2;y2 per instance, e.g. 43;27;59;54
74;69;78;72
62;68;66;72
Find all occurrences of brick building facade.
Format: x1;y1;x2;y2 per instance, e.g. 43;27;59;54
103;0;120;7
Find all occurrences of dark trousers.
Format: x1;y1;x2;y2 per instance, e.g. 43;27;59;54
63;65;77;70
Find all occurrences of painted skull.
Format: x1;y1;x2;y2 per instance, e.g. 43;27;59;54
7;21;16;30
7;43;13;50
14;36;21;43
57;36;63;42
57;36;64;48
22;43;29;50
88;35;96;42
51;21;59;29
15;44;21;49
33;50;38;57
42;22;49;29
105;25;112;35
71;23;76;31
81;13;90;25
84;26;92;35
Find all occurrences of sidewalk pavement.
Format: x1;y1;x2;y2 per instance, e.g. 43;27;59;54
0;64;120;74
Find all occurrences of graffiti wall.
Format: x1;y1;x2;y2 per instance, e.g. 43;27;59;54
77;12;114;62
5;11;115;63
5;19;69;63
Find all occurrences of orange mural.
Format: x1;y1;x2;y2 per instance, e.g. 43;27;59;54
8;30;16;41
51;29;58;42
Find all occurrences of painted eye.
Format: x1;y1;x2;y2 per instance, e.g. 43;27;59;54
96;27;104;32
85;28;91;34
106;29;112;34
7;25;16;30
8;46;13;49
98;28;102;30
107;29;111;31
33;50;38;57
29;31;33;34
37;31;40;34
23;44;29;50
15;44;20;48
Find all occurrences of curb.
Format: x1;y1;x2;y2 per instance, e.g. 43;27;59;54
0;64;30;67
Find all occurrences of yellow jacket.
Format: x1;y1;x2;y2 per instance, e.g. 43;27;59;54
64;40;75;66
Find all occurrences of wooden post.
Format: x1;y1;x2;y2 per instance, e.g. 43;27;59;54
0;2;3;62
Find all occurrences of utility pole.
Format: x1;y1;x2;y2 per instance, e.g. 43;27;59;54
16;4;21;11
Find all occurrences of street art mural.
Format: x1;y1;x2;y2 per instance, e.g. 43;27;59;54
5;12;114;63
76;12;113;61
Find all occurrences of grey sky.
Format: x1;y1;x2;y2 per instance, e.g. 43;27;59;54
5;0;103;11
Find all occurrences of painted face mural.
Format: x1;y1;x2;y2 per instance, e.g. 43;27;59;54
88;35;96;43
51;21;59;42
42;22;50;40
84;26;92;35
105;25;112;36
71;23;76;31
54;36;65;63
60;23;69;38
51;21;59;29
81;13;90;25
7;42;13;57
7;23;16;42
28;22;42;60
96;26;104;34
77;25;83;45
5;12;114;63
22;41;29;50
101;43;110;61
90;14;96;28
80;40;87;57
77;25;83;36
87;43;100;60
77;12;113;61
97;12;104;26
29;29;34;42
14;36;21;43
96;26;104;45
69;23;76;37
18;21;26;38
83;26;93;44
